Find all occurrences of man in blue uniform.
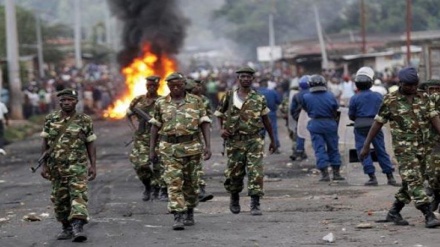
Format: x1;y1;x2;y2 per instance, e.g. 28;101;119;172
290;75;310;161
302;75;345;182
348;67;397;186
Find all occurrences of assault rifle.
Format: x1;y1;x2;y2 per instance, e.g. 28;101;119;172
31;150;49;173
132;107;151;134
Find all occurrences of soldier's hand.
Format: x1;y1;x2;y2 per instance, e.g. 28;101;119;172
268;142;276;154
88;166;97;181
40;165;50;180
203;148;212;160
220;129;231;139
359;146;370;161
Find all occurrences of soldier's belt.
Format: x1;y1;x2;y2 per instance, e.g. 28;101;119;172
160;134;198;144
229;133;260;141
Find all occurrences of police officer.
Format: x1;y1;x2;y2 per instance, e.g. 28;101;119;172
348;67;396;186
214;66;276;216
127;75;166;201
302;75;345;182
360;67;440;228
40;88;97;242
290;75;310;161
149;72;211;230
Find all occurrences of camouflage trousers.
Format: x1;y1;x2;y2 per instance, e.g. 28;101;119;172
425;145;440;191
49;162;89;223
129;137;165;188
196;156;206;186
393;145;430;206
224;136;264;197
161;153;200;213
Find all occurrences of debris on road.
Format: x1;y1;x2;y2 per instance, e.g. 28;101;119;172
23;213;41;222
322;232;335;243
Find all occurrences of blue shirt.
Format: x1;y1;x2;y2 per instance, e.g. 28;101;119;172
348;90;383;121
302;91;339;133
290;89;309;120
258;87;282;114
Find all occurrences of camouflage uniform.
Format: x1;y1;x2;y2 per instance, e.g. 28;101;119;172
150;93;210;212
41;110;97;223
196;94;212;187
127;95;164;189
426;91;440;191
375;90;436;206
214;89;270;196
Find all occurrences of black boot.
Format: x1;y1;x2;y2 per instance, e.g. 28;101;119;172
289;152;297;161
386;173;398;186
417;203;440;228
56;220;73;240
173;212;185;230
295;151;307;161
319;168;330;182
183;208;195;226
199;185;214;202
229;193;241;214
71;219;87;242
152;186;160;200
250;195;262;216
385;200;409;225
141;179;151;201
159;187;168;202
430;190;440;212
364;173;378;186
332;165;345;181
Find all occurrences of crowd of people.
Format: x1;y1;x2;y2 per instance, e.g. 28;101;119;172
28;60;440;243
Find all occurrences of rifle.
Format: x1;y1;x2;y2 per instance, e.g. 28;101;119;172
31;150;49;173
132;107;151;134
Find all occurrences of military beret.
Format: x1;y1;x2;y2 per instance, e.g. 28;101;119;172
235;67;256;74
398;67;419;84
185;79;196;90
194;79;204;84
146;75;161;83
419;79;440;90
165;72;185;82
56;88;78;99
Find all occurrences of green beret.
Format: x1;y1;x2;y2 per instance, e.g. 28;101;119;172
236;66;256;74
165;72;185;82
56;88;78;99
419;79;440;90
146;75;161;83
185;80;196;90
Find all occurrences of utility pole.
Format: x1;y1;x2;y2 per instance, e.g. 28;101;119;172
360;0;366;54
35;13;45;78
74;0;83;69
406;0;412;66
313;4;328;70
268;0;276;69
5;0;23;119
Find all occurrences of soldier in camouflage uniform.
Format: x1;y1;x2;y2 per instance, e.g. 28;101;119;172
214;67;276;216
149;72;212;230
40;89;97;242
187;79;214;202
127;75;167;201
420;80;440;212
360;67;440;228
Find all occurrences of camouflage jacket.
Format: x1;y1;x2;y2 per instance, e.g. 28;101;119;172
375;89;437;146
149;93;211;157
127;94;157;137
41;110;97;164
428;93;440;144
214;88;270;135
200;95;212;119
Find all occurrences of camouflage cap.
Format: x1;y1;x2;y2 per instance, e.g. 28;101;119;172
165;72;185;82
56;88;78;99
146;75;161;83
419;79;440;90
235;66;256;74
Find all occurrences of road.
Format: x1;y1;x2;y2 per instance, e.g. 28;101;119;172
1;118;439;247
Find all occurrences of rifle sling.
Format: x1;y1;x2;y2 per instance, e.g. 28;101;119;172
45;112;77;157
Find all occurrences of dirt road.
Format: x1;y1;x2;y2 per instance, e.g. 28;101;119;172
1;118;439;247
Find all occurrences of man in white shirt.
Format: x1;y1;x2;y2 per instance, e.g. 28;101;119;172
370;79;388;96
0;101;9;155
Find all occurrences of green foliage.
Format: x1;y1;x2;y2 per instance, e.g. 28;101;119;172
5;115;45;143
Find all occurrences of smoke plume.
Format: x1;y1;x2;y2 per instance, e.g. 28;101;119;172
107;0;189;68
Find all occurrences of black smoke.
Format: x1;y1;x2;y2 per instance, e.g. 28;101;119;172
107;0;189;68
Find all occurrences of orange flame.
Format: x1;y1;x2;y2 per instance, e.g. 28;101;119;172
103;44;176;119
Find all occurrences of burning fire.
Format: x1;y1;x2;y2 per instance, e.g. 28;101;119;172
104;44;177;119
